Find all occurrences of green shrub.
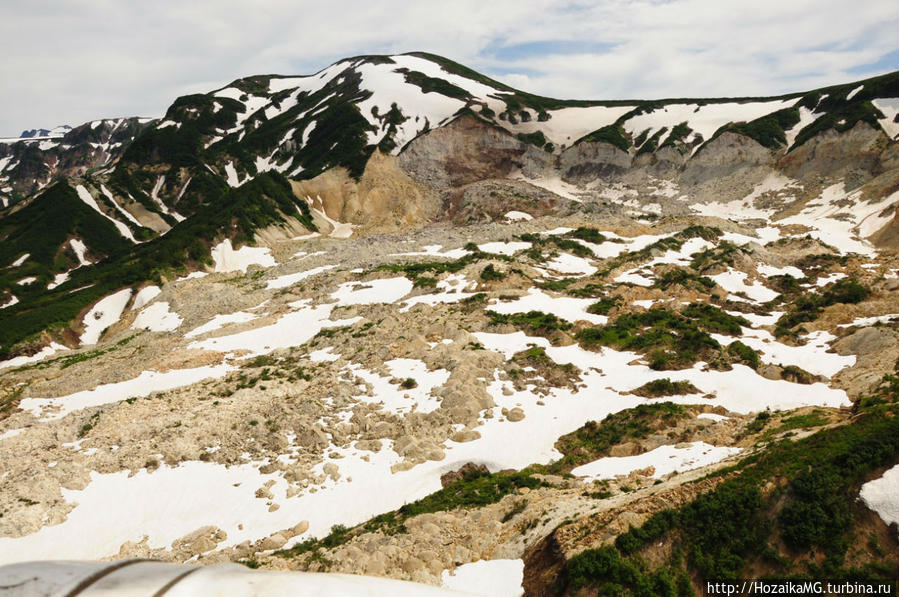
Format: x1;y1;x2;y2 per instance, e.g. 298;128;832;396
488;310;572;335
480;264;505;281
633;378;700;397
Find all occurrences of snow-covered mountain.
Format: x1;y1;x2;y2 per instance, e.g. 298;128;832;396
11;125;72;140
1;53;899;595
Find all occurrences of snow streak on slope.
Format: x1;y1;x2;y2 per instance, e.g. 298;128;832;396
74;185;137;242
571;442;742;480
18;364;233;421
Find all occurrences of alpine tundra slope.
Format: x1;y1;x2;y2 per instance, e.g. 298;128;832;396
0;53;898;595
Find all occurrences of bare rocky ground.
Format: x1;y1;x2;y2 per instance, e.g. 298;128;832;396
1;120;898;592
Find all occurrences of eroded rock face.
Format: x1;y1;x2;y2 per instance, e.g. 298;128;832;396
289;150;441;234
779;122;886;181
397;116;553;190
559;141;632;184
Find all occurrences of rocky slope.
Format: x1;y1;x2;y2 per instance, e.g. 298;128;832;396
0;54;898;595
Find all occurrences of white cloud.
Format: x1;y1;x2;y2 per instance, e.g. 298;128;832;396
0;0;896;135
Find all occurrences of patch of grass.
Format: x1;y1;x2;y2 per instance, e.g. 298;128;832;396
480;264;505;281
727;341;760;369
576;124;631;152
632;378;700;397
575;305;748;370
549;403;689;473
565;227;609;244
277;469;546;559
775;278;869;336
488;310;573;336
653;268;715;291
586;296;621;315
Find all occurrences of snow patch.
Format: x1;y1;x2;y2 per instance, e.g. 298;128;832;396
572;442;742;480
131;302;183;332
859;464;899;533
74;185;136;242
266;265;336;290
18;364;233;421
486;288;606;325
131;286;162;310
211;239;276;273
442;559;524;596
79;289;133;345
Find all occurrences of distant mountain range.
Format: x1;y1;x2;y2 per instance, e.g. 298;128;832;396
0;52;897;355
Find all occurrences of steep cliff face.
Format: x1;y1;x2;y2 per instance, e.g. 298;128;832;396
290;150;441;234
397;116;554;189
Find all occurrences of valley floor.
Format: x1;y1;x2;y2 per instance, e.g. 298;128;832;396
1;208;898;595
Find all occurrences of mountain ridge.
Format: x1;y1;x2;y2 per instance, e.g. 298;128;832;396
0;52;897;358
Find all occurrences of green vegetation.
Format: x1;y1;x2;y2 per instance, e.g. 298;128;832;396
601;226;721;274
632;378;700;397
376;250;511;287
516;130;554;152
710;107;801;149
565;227;610;244
549;403;689;473
637;127;668;155
792;101;885;149
488;310;572;336
689;241;741;273
575;305;750;370
277;468;546;559
659;121;693;149
577;124;631;152
0;173;315;357
566;546;692;595
397;69;469;100
775;278;869;336
518;232;594;258
480;264;506;281
653;268;715;291
727;340;760;369
586;296;621;315
0;182;133;296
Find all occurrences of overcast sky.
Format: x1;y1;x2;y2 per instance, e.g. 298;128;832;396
2;0;897;136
